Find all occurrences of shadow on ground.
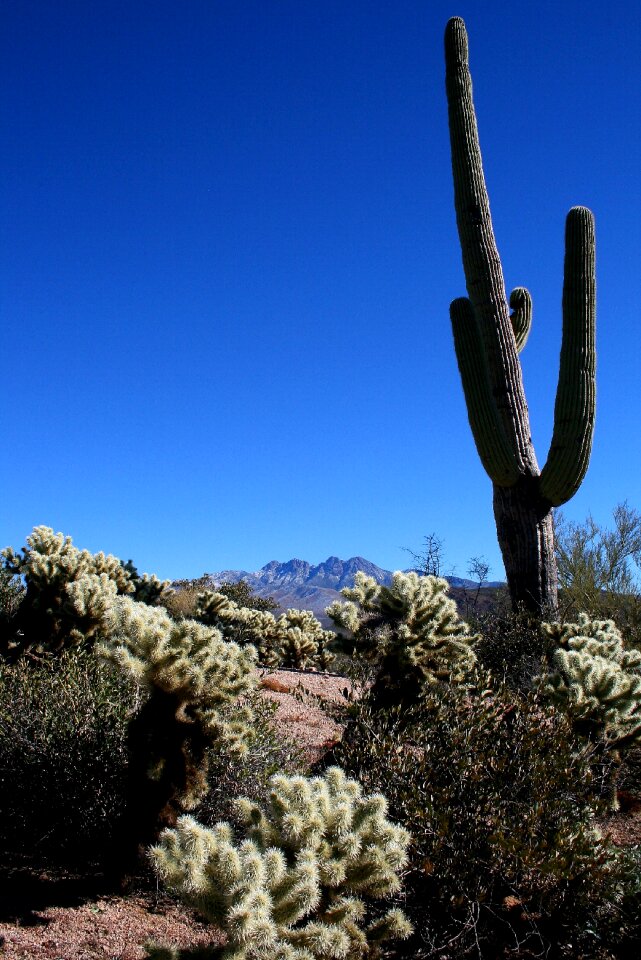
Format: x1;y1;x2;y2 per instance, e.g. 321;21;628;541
0;857;111;925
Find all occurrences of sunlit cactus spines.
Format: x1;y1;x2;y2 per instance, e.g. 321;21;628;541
327;571;476;707
274;608;335;670
1;525;134;658
100;596;258;868
540;613;641;750
197;590;280;660
148;767;412;960
445;17;596;615
197;590;335;670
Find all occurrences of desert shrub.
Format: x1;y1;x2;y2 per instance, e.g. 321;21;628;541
0;648;138;866
0;636;308;877
163;583;202;621
197;591;336;670
326;571;477;709
613;847;641;950
216;579;278;612
555;504;641;647
148;767;412;960
472;600;553;689
0;567;24;630
326;678;628;958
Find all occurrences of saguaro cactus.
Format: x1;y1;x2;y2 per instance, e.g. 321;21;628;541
444;17;596;615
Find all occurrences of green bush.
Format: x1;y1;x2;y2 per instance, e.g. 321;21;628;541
0;567;24;635
0;648;138;866
166;578;277;624
326;679;629;958
472;601;553;689
555;504;641;648
0;640;306;879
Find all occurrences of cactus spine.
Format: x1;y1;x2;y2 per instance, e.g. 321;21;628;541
445;18;596;615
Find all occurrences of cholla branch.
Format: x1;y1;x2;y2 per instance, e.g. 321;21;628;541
1;525;134;657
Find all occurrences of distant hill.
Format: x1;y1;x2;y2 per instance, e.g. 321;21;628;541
181;556;504;626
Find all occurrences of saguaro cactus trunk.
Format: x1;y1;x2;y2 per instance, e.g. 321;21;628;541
444;18;596;616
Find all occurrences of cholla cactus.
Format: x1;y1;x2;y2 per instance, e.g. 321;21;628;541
101;597;258;866
540;613;641;750
149;767;412;960
133;572;175;607
1;525;134;658
196;590;269;648
272;609;335;671
197;592;335;670
327;571;477;708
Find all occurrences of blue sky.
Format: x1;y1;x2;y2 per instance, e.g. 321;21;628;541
2;0;640;582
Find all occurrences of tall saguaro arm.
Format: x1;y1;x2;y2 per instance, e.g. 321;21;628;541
539;207;597;505
444;17;596;614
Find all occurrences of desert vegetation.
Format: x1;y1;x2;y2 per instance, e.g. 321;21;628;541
2;511;641;958
1;16;639;960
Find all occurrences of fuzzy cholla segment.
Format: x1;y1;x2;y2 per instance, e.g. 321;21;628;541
149;767;412;960
327;571;476;700
541;613;641;748
197;591;335;670
1;525;133;656
104;596;257;753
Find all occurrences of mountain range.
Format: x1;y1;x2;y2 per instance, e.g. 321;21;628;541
194;556;504;625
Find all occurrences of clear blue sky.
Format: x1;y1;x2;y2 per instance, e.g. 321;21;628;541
2;1;640;582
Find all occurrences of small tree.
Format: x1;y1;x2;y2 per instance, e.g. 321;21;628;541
217;579;278;613
149;767;412;960
327;571;477;708
167;578;277;624
555;504;641;641
404;532;447;578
